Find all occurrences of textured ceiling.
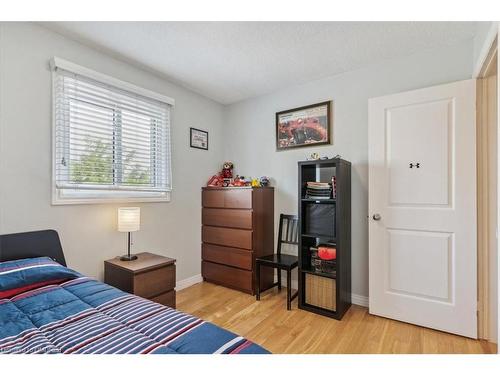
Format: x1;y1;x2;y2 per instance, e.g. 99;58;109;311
41;22;481;104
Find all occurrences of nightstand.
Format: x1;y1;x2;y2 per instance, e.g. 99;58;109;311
104;252;176;308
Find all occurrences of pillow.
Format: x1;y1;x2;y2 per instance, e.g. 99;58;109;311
0;257;81;299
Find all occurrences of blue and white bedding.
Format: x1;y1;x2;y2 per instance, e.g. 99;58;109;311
0;257;269;354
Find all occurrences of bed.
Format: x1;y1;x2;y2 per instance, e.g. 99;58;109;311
0;230;269;354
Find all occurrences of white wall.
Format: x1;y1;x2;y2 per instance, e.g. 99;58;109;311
0;22;224;281
223;41;474;298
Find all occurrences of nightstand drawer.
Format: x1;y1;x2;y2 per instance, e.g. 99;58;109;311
151;290;176;308
134;265;175;298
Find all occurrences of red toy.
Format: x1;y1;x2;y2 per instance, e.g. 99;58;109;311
318;246;336;260
207;162;238;188
221;161;234;187
222;161;233;179
233;175;246;187
206;174;224;187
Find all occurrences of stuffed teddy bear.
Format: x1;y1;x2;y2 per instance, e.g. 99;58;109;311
221;161;234;187
222;161;233;179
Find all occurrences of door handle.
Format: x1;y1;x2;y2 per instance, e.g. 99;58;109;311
372;214;382;221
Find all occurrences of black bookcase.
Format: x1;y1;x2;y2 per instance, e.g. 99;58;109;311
298;157;351;319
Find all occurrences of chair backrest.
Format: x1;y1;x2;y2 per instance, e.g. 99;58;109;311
277;214;299;255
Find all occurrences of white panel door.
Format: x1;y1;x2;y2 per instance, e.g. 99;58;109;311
368;79;477;338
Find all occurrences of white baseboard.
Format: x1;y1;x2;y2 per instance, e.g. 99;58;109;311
179;274;369;307
351;293;369;307
176;273;203;291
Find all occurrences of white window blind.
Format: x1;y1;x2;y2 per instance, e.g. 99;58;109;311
53;63;172;203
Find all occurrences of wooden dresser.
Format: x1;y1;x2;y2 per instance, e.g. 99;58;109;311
201;187;274;295
104;252;176;308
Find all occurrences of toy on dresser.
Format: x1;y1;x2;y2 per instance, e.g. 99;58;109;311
259;176;270;187
206;173;224;187
221;161;233;187
232;175;246;187
206;161;233;187
206;162;272;188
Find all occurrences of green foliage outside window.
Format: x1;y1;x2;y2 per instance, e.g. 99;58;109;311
70;137;150;185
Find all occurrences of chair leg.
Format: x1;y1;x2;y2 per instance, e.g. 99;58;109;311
256;262;261;301
286;269;291;310
277;268;282;291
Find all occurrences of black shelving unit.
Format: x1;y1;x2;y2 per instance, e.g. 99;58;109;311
298;157;351;320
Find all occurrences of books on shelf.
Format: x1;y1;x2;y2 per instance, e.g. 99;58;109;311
305;181;333;200
306;182;330;188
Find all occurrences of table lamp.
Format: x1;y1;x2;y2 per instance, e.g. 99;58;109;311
118;207;140;261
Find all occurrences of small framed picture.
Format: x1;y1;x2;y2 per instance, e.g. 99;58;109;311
276;101;332;151
190;127;208;150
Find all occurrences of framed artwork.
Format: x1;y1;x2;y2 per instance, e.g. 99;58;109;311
190;127;208;150
275;101;332;150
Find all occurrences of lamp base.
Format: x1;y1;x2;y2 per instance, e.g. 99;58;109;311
120;254;138;261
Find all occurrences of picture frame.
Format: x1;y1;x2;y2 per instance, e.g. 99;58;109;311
190;127;208;150
275;101;332;151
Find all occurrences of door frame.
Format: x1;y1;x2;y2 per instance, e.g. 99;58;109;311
476;35;498;343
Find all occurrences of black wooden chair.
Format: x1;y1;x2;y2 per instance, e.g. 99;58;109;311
255;214;299;310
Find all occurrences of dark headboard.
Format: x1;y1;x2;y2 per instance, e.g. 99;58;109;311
0;230;66;266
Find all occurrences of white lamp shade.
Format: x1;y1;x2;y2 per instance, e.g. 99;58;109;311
118;207;140;232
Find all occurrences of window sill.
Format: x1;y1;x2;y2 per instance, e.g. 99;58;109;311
52;189;171;205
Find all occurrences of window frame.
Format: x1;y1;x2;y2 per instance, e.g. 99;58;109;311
51;57;174;205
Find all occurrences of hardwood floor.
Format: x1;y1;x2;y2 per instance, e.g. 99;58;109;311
177;282;497;354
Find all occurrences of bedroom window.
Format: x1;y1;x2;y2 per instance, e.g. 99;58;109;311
51;58;174;204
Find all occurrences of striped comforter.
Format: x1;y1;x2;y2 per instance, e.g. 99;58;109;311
0;257;269;354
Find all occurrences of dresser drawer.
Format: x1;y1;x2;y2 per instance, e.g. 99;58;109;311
202;243;253;270
151;290;176;308
202;208;253;229
202;190;225;207
202;189;252;209
202;261;253;293
202;226;252;249
224;189;252;208
133;265;175;298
